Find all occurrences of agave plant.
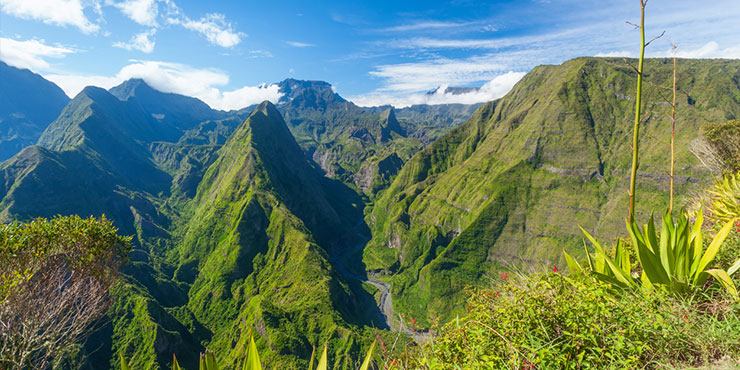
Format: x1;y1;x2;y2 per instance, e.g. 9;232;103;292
565;208;740;299
708;173;740;224
123;334;376;370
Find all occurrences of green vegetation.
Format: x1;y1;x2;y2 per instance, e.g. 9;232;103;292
0;215;131;369
574;209;739;299
120;334;376;370
391;272;740;369
365;57;740;328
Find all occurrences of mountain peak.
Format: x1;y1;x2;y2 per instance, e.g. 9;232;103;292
254;100;282;120
108;78;222;131
276;78;347;110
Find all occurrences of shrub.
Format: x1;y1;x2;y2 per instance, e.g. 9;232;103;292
392;273;740;369
0;215;131;369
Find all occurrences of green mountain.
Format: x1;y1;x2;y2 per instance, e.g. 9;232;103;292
275;79;476;194
110;78;227;133
0;61;70;161
168;101;376;368
364;57;740;326
4;58;737;368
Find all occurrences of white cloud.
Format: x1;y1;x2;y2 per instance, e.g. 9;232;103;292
246;50;273;58
44;60;281;110
114;0;159;27
168;13;243;48
0;0;100;33
350;71;525;108
113;29;156;53
220;84;282;110
382;21;478;33
286;41;315;48
672;41;740;59
369;57;509;93
0;37;76;70
595;41;740;59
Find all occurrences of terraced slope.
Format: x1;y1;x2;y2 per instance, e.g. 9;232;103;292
364;57;740;326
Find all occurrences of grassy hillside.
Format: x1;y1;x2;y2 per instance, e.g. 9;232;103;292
365;57;740;327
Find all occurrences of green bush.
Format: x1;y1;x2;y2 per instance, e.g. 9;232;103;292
394;273;740;369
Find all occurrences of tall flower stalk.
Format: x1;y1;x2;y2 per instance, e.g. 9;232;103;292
628;0;647;222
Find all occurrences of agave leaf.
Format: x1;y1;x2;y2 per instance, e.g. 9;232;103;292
592;271;627;287
308;346;316;370
245;335;262;370
627;220;669;285
646;217;659;254
120;352;131;370
206;351;218;370
583;241;595;271
583;233;634;288
173;354;182;370
563;249;583;274
694;219;734;284
200;353;207;370
702;269;739;300
728;257;740;276
359;340;376;370
659;212;671;271
317;343;328;370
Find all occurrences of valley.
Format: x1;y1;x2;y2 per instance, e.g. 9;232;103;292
1;55;739;369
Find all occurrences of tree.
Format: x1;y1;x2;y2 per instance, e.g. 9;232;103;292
0;215;131;369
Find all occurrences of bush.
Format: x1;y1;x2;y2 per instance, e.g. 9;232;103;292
392;273;740;369
0;215;131;369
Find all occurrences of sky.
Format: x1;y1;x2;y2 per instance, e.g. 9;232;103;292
1;0;739;110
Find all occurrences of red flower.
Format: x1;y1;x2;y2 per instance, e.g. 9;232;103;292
553;266;558;273
501;272;509;280
495;291;499;297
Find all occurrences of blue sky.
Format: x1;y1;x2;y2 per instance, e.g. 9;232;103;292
1;0;739;109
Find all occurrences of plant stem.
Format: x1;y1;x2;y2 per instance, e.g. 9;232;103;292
669;50;677;215
629;0;646;223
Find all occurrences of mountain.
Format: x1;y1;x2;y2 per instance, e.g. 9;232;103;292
274;79;477;194
0;61;70;161
110;78;226;133
169;101;374;368
363;57;740;327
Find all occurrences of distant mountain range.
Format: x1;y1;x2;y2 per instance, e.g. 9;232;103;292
0;61;70;161
1;57;738;368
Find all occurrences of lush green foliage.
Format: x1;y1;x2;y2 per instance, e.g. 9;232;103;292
121;334;376;370
392;273;740;369
708;173;740;225
702;119;740;174
365;57;740;328
1;215;131;369
0;215;131;300
571;209;740;299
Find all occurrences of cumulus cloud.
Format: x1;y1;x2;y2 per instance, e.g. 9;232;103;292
350;71;525;108
168;13;243;48
286;41;315;48
0;0;100;33
114;0;159;27
44;60;281;110
0;37;76;70
113;29;156;53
